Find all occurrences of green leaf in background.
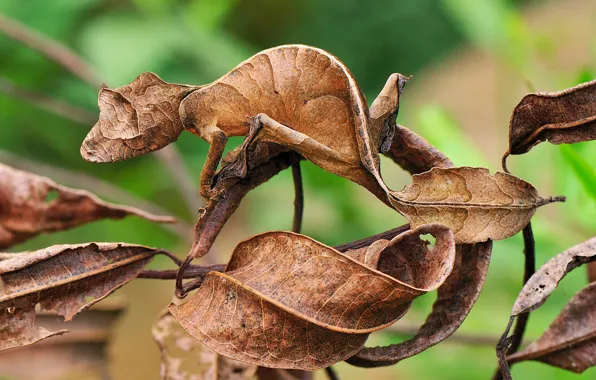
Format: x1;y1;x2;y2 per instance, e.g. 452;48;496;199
441;0;531;72
415;104;490;168
559;144;596;202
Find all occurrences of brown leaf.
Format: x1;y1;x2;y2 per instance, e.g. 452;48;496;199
495;238;596;379
0;163;175;250
384;124;453;176
170;225;455;370
153;308;257;380
507;281;596;373
80;72;197;163
504;79;596;166
344;128;498;367
347;240;493;366
511;237;596;317
0;242;159;351
389;167;564;243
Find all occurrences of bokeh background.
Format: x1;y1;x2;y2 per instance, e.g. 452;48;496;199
1;0;595;379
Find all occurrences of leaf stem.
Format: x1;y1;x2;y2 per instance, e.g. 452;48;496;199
493;222;535;380
291;162;304;234
324;366;339;380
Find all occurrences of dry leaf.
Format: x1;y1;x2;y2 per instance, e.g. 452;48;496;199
496;237;596;379
80;72;197;162
0;243;159;351
389;167;564;243
344;128;497;367
504;79;596;167
0;163;175;250
385;124;453;175
507;281;596;373
153;308;257;380
347;240;493;366
170;226;455;370
511;237;596;317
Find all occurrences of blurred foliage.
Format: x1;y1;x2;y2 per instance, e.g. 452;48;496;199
0;0;595;379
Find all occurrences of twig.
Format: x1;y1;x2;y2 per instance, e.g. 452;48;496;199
493;222;535;380
0;12;202;220
334;224;410;252
291;162;304;233
494;317;515;380
139;264;225;280
0;13;102;87
0;76;96;124
510;223;535;352
324;366;339;380
0;149;193;241
157;249;183;266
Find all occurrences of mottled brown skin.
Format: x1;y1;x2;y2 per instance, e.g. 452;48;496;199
81;45;407;200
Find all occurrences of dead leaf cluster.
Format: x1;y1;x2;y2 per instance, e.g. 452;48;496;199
1;41;594;380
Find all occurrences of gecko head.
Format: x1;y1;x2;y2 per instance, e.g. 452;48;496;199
81;72;198;163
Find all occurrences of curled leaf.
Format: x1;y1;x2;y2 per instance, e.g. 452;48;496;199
496;237;596;379
347;240;493;367
385;124;453;176
0;243;159;351
504;78;596;166
389;167;564;243
170;225;455;370
511;237;596;317
0;163;175;250
81;72;197;163
153;308;257;380
507;281;596;373
350;127;498;367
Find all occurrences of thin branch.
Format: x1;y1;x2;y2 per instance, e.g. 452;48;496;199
493;222;535;380
157;249;184;267
291;162;304;233
139;264;225;280
324;366;339;380
0;12;202;219
494;317;515;380
334;224;410;252
0;13;102;87
0;76;96;124
0;150;193;241
509;223;535;352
